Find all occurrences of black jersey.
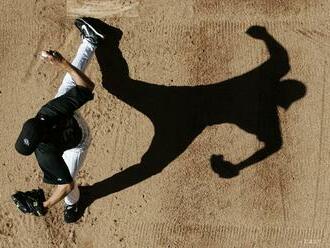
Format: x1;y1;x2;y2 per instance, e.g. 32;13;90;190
34;86;93;184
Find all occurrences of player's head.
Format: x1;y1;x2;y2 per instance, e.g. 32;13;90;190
15;118;44;155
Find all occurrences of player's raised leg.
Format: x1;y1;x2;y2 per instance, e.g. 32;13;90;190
55;17;104;98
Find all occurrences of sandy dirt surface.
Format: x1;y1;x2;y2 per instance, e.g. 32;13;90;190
1;0;330;247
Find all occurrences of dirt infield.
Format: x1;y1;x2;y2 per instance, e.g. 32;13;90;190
1;0;330;247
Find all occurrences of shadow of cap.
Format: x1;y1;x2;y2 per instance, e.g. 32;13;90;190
276;79;307;110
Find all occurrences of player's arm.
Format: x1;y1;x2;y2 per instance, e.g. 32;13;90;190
246;26;290;79
43;182;74;209
41;50;95;91
60;60;95;91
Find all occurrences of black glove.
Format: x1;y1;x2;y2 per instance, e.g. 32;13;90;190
11;188;47;216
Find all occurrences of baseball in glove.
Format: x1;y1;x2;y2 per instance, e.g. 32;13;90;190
11;188;47;216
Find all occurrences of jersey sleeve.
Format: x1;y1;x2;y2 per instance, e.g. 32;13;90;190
38;86;94;118
35;148;73;185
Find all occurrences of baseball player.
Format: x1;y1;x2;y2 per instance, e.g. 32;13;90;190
12;17;104;223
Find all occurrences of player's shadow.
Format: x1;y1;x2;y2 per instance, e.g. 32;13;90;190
77;19;306;220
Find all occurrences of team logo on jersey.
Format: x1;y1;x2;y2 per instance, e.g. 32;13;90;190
23;138;30;146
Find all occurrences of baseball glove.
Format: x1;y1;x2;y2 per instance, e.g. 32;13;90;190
11;188;47;216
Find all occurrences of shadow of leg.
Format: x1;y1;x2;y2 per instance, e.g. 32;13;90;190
77;126;203;220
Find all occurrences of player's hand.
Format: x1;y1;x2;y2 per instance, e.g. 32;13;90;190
246;25;268;39
40;50;65;66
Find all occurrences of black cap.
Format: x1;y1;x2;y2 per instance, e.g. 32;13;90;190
15;118;43;156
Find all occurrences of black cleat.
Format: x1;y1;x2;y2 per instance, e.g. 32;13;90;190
64;202;79;223
74;17;105;46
